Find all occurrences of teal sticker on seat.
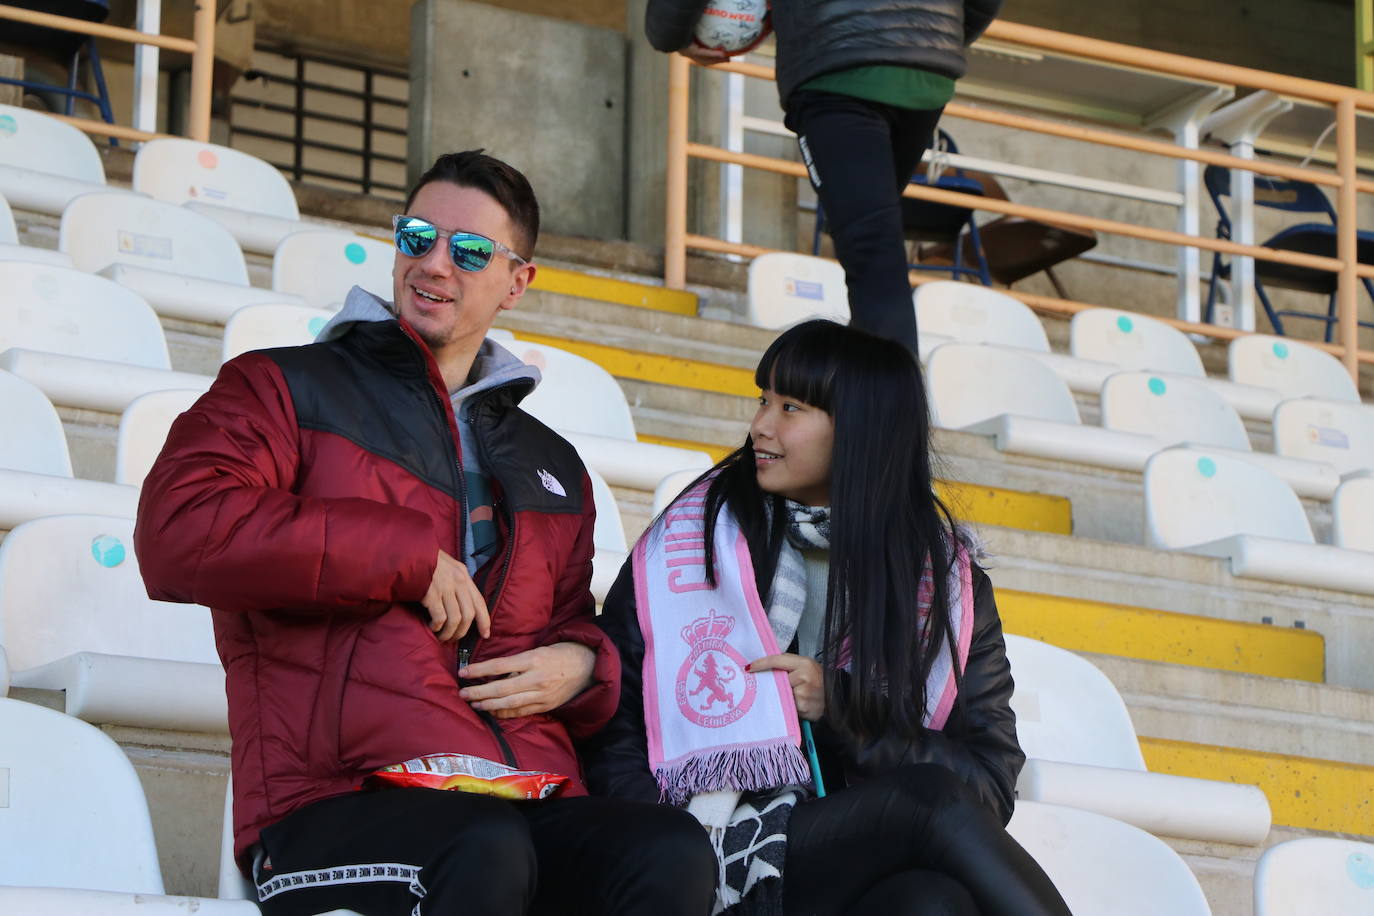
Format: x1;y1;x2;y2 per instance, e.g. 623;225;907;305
307;316;327;337
1116;315;1134;333
1148;377;1167;396
91;535;126;568
0;115;16;138
1347;852;1374;888
1196;457;1217;478
1273;342;1289;359
344;242;367;265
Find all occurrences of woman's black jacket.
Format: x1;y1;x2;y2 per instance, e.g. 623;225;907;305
580;556;1025;825
644;0;1005;106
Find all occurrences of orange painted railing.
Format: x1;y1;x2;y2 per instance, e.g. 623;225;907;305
0;1;215;142
664;20;1374;378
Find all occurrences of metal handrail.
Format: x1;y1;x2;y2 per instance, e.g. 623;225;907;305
664;22;1374;377
0;1;215;142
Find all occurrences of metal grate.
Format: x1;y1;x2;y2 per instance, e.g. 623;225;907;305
229;46;408;199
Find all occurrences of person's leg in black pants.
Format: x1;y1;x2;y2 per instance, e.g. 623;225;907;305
786;90;944;356
253;788;716;916
781;764;1071;916
523;795;717;916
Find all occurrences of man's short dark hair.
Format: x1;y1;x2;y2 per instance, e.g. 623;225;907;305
406;150;540;260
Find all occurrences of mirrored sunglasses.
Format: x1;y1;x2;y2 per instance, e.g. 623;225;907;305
392;215;528;272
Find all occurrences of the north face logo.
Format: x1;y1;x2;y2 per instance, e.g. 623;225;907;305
538;469;566;497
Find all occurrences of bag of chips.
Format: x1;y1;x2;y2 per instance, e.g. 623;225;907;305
365;753;569;800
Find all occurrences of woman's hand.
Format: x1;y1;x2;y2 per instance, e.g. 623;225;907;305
679;45;731;67
750;653;826;721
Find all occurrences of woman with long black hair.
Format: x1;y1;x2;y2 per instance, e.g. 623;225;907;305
582;319;1070;915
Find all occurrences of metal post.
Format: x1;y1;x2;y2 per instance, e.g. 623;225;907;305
187;0;215;142
1146;86;1232;325
665;53;690;290
1336;97;1360;381
132;0;161;136
722;71;745;254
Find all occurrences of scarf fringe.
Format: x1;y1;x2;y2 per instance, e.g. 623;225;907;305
656;739;812;806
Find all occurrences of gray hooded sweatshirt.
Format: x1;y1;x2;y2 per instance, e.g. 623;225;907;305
317;286;541;574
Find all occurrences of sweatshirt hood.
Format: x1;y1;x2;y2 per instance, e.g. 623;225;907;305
317;285;540;403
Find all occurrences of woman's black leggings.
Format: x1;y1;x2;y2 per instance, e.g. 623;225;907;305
782;765;1071;916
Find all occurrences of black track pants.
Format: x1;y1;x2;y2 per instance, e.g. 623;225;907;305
253;787;717;916
786;89;944;356
782;765;1072;916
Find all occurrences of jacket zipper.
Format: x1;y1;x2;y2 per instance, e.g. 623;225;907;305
456;391;520;768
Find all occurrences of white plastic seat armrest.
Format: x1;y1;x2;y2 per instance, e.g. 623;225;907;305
562;431;712;491
960;414;1159;471
1184;535;1374;595
0;242;74;268
0;470;140;530
0;165;137;214
1194;376;1283;422
0;348;212;414
0;887;260;914
99;264;308;323
1019;350;1122;395
1018;758;1272;846
184;201;307;255
12;653;229;733
592;549;629;604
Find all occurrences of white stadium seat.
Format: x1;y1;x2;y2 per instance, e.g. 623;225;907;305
61;191;306;323
1005;634;1270;845
0;369;137;529
912;280;1086;370
222;303;336;362
652;468;708;516
513;340;711;490
1101;372;1339;499
0;698;257;913
0;104;128;215
746;252;850;330
0;192;73;267
0;262;212;413
1144;447;1374;594
0;696;165;893
1272;397;1374;479
1007;802;1213;915
1333;476;1374;552
1253;836;1374;916
1071;308;1281;420
115;389;203;487
926;344;1166;471
132;138;306;255
0;514;227;732
588;466;628;603
273;230;394;309
1229;334;1361;404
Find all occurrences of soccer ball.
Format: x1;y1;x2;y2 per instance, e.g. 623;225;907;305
692;0;772;56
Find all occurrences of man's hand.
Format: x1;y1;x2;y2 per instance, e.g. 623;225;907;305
679;45;731;66
750;653;826;721
422;549;490;642
458;642;597;719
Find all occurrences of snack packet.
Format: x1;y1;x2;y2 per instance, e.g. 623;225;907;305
365;753;569;800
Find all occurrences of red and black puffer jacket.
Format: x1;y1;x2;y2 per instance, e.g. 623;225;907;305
134;319;619;870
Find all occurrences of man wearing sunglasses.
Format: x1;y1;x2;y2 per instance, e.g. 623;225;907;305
136;150;716;916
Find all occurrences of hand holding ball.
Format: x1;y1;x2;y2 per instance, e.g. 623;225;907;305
692;0;771;56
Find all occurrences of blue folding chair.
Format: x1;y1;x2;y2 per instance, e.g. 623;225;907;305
1204;163;1374;341
0;0;116;128
812;130;992;286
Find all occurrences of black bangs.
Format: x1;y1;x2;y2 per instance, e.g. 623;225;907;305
754;319;849;412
